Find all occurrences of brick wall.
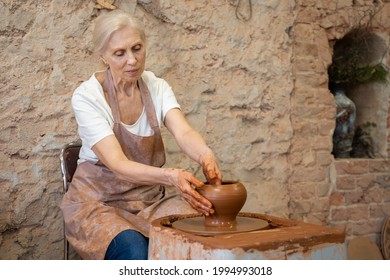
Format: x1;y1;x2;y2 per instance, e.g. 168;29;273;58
331;159;390;244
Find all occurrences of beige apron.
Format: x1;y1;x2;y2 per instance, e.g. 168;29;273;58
60;70;196;260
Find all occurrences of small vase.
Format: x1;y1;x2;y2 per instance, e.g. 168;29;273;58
331;85;356;158
197;181;247;227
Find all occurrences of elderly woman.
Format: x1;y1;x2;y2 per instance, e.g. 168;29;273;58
60;10;222;260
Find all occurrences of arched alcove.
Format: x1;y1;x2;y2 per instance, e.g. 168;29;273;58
329;29;389;158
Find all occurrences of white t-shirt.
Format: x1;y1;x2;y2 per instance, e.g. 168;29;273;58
72;70;180;163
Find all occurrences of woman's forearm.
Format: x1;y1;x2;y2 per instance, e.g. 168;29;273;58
175;128;214;164
164;108;216;165
112;159;173;185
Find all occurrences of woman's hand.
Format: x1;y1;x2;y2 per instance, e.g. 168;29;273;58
200;152;222;185
165;168;214;216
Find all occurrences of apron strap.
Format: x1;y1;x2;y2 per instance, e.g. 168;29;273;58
104;69;121;124
138;78;160;132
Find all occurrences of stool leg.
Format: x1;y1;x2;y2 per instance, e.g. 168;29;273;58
64;238;69;260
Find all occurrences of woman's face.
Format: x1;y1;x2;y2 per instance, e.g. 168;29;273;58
101;26;146;84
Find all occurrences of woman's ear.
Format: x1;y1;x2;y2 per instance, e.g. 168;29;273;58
100;56;108;65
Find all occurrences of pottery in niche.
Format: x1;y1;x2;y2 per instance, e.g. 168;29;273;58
197;181;247;227
331;85;356;158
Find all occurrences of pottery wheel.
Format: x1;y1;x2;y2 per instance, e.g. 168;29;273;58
172;216;269;236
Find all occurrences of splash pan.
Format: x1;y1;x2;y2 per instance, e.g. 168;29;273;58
172;216;269;236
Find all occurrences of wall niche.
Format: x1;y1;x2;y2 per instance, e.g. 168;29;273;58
328;28;390;159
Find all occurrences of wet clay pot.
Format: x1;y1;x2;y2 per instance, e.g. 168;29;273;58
197;181;247;227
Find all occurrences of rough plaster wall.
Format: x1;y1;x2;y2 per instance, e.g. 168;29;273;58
0;0;294;259
0;0;95;259
146;0;294;217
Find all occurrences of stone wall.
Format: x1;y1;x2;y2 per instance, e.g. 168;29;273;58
0;0;389;259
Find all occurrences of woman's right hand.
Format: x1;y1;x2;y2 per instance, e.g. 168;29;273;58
165;168;214;216
200;152;222;185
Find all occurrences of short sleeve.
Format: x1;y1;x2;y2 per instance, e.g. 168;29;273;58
72;88;114;149
160;78;181;120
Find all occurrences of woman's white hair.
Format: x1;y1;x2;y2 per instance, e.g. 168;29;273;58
92;10;146;55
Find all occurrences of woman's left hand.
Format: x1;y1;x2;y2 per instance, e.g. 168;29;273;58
201;152;222;185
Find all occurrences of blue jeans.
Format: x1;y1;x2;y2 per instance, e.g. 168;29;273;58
104;229;149;260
